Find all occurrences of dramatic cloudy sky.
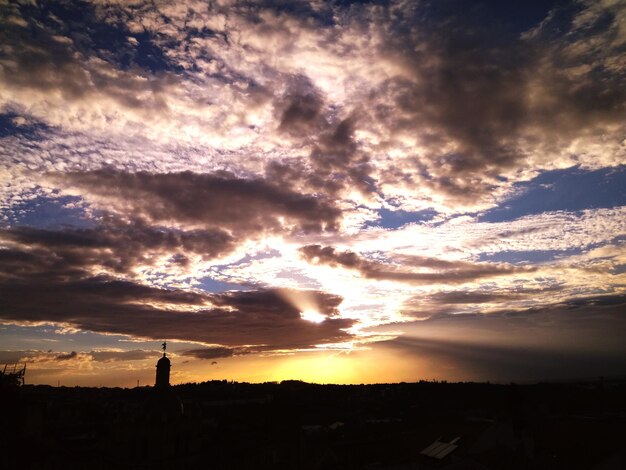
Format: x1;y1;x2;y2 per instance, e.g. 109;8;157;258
1;0;625;386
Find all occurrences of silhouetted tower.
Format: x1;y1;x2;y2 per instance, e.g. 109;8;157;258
155;340;170;389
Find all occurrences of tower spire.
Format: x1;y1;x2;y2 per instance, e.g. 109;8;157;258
155;340;171;388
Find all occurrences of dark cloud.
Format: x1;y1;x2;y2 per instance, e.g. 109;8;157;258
3;0;624;208
360;1;626;204
0;3;90;98
0;233;353;349
0;349;89;364
423;285;564;305
272;73;373;196
55;351;78;361
377;294;626;381
89;349;155;362
0;349;155;364
0;222;235;279
386;334;626;383
0;215;351;353
182;347;236;360
279;91;324;136
56;170;341;234
299;245;532;285
182;340;323;360
180;346;267;360
0;350;37;364
426;291;523;305
309;117;373;195
0;0;172;117
404;294;626;337
0;278;353;349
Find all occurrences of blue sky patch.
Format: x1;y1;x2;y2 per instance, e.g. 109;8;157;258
612;264;626;275
0;113;50;139
18;0;178;74
1;195;90;229
0;323;132;351
199;277;248;293
480;166;626;223
478;248;583;264
427;0;563;36
366;208;438;229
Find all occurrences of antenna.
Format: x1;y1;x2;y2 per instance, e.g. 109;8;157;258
0;362;26;387
162;340;167;357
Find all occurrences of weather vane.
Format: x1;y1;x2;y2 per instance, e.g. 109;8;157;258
162;340;167;357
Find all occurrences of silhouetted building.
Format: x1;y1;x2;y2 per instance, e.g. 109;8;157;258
3;380;626;469
155;341;170;388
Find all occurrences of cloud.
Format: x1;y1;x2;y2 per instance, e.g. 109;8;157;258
403;285;567;317
309;116;373;196
180;346;266;360
0;222;235;280
273;78;372;196
0;349;91;365
352;0;626;208
0;348;155;365
0;276;354;349
343;207;626;264
53;170;342;234
0;277;354;349
0;350;36;364
278;84;324;137
0;0;177;135
375;294;626;381
299;244;532;285
3;0;624;210
181;347;236;360
0;228;353;349
426;290;531;305
55;351;78;361
88;349;155;362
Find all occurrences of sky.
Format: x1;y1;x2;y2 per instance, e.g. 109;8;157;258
0;0;625;387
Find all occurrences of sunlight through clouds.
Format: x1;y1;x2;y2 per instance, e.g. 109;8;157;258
1;0;625;384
